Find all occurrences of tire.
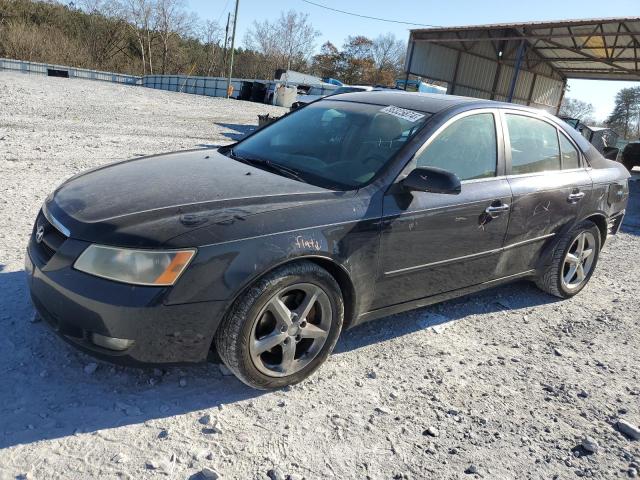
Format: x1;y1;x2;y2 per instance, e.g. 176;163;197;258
215;261;344;390
536;221;601;299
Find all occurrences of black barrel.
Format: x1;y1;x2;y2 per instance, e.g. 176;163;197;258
250;82;267;103
239;81;253;100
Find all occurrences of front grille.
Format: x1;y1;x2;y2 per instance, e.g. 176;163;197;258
31;210;68;264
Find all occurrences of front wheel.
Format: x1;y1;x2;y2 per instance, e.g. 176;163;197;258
536;221;601;298
215;261;344;390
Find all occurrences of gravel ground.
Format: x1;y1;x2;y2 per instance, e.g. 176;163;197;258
1;71;639;480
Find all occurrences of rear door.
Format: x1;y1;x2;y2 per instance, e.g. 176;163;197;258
375;109;512;309
499;110;593;275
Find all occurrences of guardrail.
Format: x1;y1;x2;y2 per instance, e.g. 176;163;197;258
0;58;337;101
143;74;336;100
0;58;141;85
143;74;242;97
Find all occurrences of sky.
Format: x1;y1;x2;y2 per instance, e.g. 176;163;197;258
187;0;640;121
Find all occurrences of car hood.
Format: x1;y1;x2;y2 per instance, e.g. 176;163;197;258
47;149;346;247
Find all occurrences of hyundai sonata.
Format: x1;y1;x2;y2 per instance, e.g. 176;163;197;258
26;91;629;389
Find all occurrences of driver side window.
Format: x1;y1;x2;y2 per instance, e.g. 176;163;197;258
414;113;497;181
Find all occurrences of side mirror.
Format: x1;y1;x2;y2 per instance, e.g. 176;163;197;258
401;167;461;194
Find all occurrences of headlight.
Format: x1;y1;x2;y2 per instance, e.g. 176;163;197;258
74;245;196;286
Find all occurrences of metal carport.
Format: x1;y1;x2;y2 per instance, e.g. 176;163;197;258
405;18;640;113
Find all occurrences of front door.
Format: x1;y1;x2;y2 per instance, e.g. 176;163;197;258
375;110;512;309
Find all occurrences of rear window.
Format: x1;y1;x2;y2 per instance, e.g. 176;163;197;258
559;133;580;169
506;114;560;174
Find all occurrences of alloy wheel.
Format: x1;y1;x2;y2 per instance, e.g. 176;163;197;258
249;283;332;377
561;231;597;291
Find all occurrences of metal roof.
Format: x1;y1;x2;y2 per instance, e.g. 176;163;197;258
410;17;640;81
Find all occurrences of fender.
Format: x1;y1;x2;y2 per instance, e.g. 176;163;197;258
534;210;609;272
164;216;381;318
218;252;359;331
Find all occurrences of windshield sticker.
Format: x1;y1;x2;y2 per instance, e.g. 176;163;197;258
380;105;425;123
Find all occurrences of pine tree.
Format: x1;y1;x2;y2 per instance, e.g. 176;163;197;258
606;87;640;140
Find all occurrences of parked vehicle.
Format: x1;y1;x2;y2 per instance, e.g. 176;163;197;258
395;79;447;94
560;117;620;160
621;141;640;171
27;91;630;389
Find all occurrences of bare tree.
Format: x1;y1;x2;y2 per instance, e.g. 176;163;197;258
244;10;320;76
78;0;129;70
200;19;222;76
371;33;405;85
559;97;595;122
340;35;374;85
120;0;155;74
154;0;195;74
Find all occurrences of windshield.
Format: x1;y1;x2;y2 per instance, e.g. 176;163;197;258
226;100;430;190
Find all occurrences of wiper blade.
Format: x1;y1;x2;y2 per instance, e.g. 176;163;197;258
229;149;307;183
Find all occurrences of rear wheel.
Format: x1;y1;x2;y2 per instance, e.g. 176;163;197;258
536;221;601;298
215;261;343;390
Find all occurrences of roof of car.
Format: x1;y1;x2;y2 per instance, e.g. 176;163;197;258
327;90;535;115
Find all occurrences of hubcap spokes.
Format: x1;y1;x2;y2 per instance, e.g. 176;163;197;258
250;283;332;377
562;231;596;290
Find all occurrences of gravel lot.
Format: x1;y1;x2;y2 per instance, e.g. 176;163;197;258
1;71;639;480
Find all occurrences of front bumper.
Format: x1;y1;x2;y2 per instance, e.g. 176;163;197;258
25;237;228;366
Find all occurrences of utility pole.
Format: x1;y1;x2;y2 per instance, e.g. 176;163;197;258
225;0;239;99
222;12;230;77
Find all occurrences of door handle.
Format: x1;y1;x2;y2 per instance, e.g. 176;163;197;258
485;203;510;218
567;192;585;203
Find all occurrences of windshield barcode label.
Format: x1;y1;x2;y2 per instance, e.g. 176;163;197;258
380;105;425;123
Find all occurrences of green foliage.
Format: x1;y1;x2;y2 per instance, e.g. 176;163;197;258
311;34;405;86
606;87;640;140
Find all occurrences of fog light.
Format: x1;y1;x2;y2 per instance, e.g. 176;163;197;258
92;333;134;351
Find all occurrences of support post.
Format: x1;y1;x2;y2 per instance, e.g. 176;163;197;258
526;73;537;106
226;0;239;99
448;50;461;95
403;40;415;90
222;12;230;76
507;39;526;103
490;62;502;100
556;78;568;115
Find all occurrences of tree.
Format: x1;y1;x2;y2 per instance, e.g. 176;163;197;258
78;0;129;70
606;87;640;139
199;19;222;76
559;97;595;122
370;33;405;85
311;41;340;79
0;0;405;84
154;0;195;74
120;0;155;74
244;10;320;77
340;35;374;85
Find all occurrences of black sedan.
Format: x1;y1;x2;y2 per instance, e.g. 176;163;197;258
26;91;630;389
